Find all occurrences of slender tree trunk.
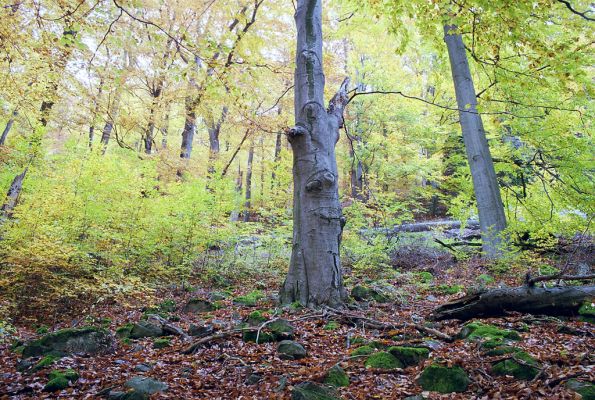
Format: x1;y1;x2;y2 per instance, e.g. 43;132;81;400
279;0;349;307
272;132;282;185
0;110;17;146
244;140;254;222
180;96;197;159
161;104;170;149
444;25;507;258
89;78;104;148
100;90;122;152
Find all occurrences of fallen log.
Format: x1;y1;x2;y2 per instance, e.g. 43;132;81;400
431;285;595;321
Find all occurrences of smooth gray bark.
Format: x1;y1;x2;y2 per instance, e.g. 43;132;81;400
243;140;254;222
0;110;17;146
180;96;196;159
444;25;507;258
280;0;349;307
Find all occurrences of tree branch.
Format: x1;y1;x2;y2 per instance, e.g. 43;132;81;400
556;0;595;21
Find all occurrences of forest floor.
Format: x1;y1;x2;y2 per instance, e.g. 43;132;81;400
0;257;593;399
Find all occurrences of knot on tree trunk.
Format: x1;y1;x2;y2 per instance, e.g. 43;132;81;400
306;169;335;192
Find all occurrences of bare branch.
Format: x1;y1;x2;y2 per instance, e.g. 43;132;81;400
556;0;595;21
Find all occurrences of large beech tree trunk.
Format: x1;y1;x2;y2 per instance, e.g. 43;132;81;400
279;0;349;307
444;25;507;258
431;285;595;321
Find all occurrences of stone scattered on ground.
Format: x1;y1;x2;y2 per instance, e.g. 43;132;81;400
277;340;307;360
129;321;164;339
387;346;430;367
324;364;349;387
43;369;79;392
491;351;540;380
124;376;168;395
365;351;403;370
22;327;115;358
187;323;214;337
417;364;470;393
182;298;215;313
291;381;341;400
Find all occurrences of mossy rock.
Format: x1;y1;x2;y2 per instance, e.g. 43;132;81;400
388;346;430;367
48;368;79;382
417;364;470;393
158;300;177;312
458;322;521;342
183;298;215;313
188;324;214;338
233;291;264;307
483;346;522;357
116;323;134;339
246;311;267;326
209;292;228;301
351;285;371;301
350;336;367;345
152;338;171;349
43;376;69;392
324;364;349;387
291;382;340;400
22;327;115;358
365;351;403;370
350;345;374;356
129;321;164;339
43;369;79;392
32;354;61;371
125;376;168;395
323;321;340;331
277;340;307;360
268;319;295;340
492;351;540;380
566;379;595;400
242;329;276;344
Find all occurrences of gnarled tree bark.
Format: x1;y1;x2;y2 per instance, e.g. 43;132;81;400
279;0;349;307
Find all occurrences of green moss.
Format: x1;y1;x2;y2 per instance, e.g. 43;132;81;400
268;319;295;340
477;274;494;284
483;346;522;356
291;381;340;400
566;379;595;400
116;323;134;339
44;369;79;391
33;354;60;371
36;325;49;334
350;336;367;345
351;285;371;301
492;351;540;380
417;364;470;393
246;311;267;326
578;301;594;316
158;300;177;312
242;329;275;344
365;352;403;370
323;321;340;331
460;322;521;342
233;290;264;307
369;340;387;349
22;326;112;358
436;284;463;295
324;365;349;387
48;369;79;382
418;271;433;283
43;376;69;392
350;345;374;356
388;346;430;367
152;338;171;349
